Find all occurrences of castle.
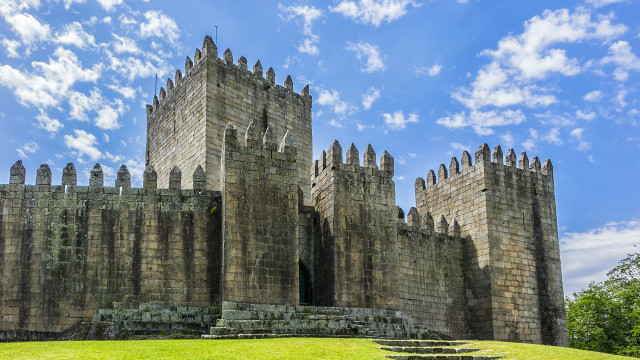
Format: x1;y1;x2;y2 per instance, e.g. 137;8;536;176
0;36;567;345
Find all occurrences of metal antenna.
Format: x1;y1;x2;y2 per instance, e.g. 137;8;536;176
215;25;218;45
154;74;158;97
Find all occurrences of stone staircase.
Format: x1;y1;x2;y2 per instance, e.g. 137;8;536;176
202;301;443;339
374;339;503;359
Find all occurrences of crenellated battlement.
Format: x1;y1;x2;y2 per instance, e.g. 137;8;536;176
395;204;461;239
415;143;554;197
310;141;394;181
146;36;311;119
3;160;215;197
222;121;297;162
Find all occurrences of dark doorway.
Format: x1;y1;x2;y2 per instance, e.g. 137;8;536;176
299;262;312;305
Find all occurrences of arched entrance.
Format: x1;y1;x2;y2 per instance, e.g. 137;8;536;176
299;262;312;305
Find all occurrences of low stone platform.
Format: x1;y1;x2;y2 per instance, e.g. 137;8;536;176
373;339;502;359
203;301;444;339
89;304;219;339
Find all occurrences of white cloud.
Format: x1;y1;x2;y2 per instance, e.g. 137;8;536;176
16;141;39;159
346;41;386;73
54;22;95;49
57;0;86;10
316;88;355;115
64;129;101;161
35;112;63;133
614;89;627;108
96;0;123;12
328;119;344;128
436;109;526;135
330;0;422;27
576;109;596;121
534;110;575;127
588;155;596;163
2;38;21;58
107;84;136;99
542;127;563;145
500;133;515;148
361;87;381;110
3;11;51;45
95;99;125;130
298;37;320;56
570;127;591;151
279;4;322;56
383;110;418;131
107;50;168;81
453;8;626;110
68;89;103;121
0;47;101;109
413;64;442;77
450;142;470;152
583;90;603;102
522;138;536;151
585;0;627;8
111;33;139;54
601;41;640;81
139;10;180;44
561;220;640;296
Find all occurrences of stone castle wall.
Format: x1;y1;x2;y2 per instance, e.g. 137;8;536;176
0;161;222;334
220;123;299;305
146;36;313;204
415;144;567;346
311;141;399;309
0;35;568;345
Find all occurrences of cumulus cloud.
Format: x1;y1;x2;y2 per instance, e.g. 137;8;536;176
383;110;418;131
107;50;169;81
453;8;626;110
64;129;101;161
542;127;563;145
16;141;39;159
96;0;123;12
35;112;64;133
316;88;355;115
361;87;381;110
436;109;526;135
139;10;180;44
500;133;515;148
576;109;596;121
330;0;422;27
0;47;101;108
111;33;139;54
346;41;386;73
2;38;21;58
561;220;640;296
583;90;603;102
601;41;640;81
54;22;95;49
2;11;51;45
570;127;591;151
279;4;323;55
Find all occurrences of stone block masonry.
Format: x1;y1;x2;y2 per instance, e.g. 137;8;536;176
146;36;312;204
0;161;222;335
220;122;299;305
0;35;567;345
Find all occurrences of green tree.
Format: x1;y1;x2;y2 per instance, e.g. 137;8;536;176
566;252;640;357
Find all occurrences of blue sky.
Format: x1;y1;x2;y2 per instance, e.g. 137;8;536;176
0;0;638;296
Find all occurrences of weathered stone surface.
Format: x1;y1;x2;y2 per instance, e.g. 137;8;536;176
0;35;567;347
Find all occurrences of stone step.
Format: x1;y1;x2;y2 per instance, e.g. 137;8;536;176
384;356;502;360
374;340;468;347
381;347;480;354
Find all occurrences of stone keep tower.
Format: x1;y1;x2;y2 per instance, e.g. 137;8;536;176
146;36;313;203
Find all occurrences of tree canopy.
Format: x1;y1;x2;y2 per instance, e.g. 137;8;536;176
566;251;640;357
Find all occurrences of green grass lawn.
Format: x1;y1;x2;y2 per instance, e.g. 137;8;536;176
0;338;636;360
